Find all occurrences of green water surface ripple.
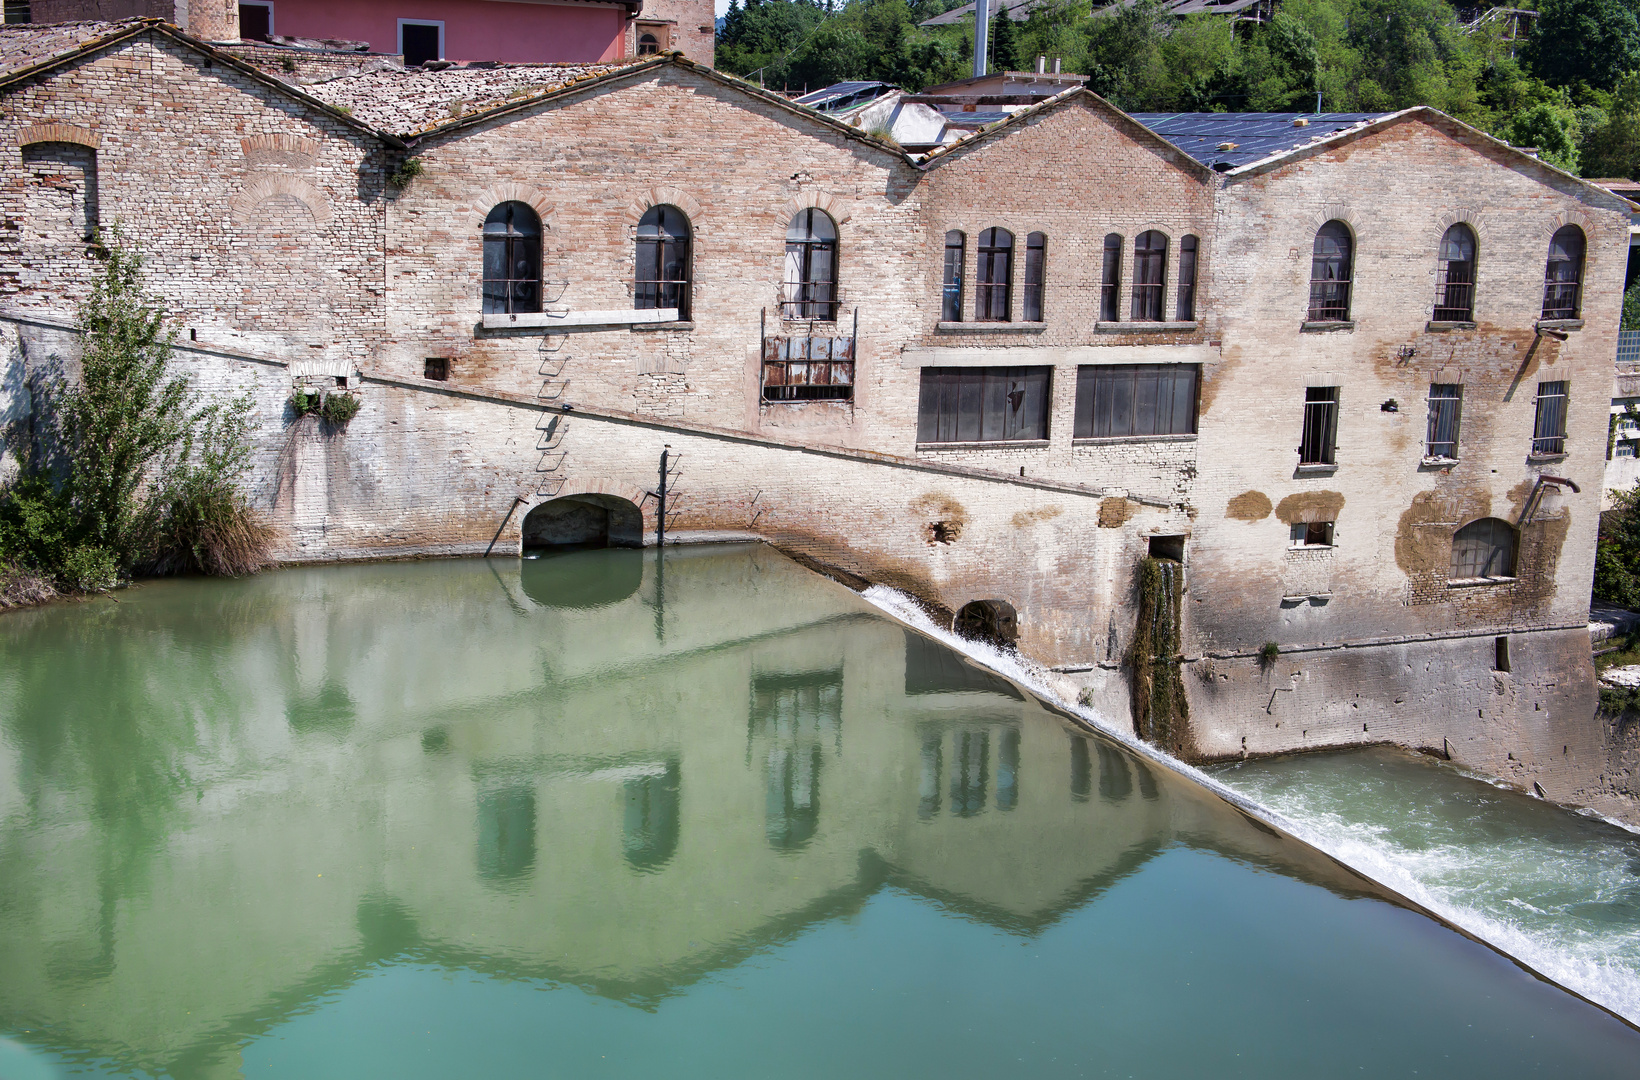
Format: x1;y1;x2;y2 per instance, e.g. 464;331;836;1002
0;546;1636;1079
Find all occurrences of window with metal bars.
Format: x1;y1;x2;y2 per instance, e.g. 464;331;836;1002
1541;226;1584;320
1131;230;1167;321
974;228;1013;321
1433;224;1476;321
1532;380;1568;455
1308;221;1352;321
782;208;838;320
916;366;1051;443
1073;364;1198;439
1100;233;1122;321
762;336;854;401
942;231;965;322
1176;235;1198;321
1450;518;1516;580
1022;232;1045;322
481;201;541;315
1299;386;1339;465
637;32;661;54
635;204;691;319
1425;383;1462;460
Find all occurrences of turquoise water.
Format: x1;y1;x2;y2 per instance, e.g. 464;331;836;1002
1;546;1637;1079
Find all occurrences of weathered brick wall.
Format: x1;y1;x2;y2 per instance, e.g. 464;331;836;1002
634;0;715;65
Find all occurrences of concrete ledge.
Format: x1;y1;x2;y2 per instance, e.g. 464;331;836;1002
655;529;763;546
479;307;679;330
1301;320;1355;332
935;321;1046;333
1094;321;1197;333
1536;318;1584;332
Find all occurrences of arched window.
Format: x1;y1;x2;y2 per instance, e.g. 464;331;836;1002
635;204;691;319
942;230;965;322
637;32;660;54
1450;518;1516;581
975;227;1013;321
1100;233;1122;321
1131;230;1167;321
783;208;838;320
1177;234;1198;321
1308;221;1353;322
1434;223;1476;321
1542;225;1585;320
481;201;541;316
1022;232;1046;322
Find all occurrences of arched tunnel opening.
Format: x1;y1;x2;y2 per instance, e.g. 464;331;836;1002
521;494;645;551
953;599;1019;649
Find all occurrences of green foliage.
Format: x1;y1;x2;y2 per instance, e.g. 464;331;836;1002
1527;0;1640;92
1581;72;1640;177
1595;484;1640;608
320;392;361;425
389;157;426;189
1130;556;1189;753
1260;641;1281;664
0;228;270;595
1623;279;1640;329
1600;683;1640;714
1508;99;1583;171
291;388;321;415
990;5;1022;72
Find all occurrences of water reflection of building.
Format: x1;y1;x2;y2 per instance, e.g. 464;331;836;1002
0;547;1369;1078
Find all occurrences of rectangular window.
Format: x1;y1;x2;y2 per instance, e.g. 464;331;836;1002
398;20;443;66
1425;383;1462;460
238;1;272;39
424;357;449;381
941;232;964;322
1073;364;1198;439
1619;440;1639;458
1100;234;1122;322
1532;380;1568;456
3;0;31;23
1022;232;1045;323
1176;235;1198;321
762;336;854;402
916;366;1051;444
1289;521;1334;548
1299;386;1339;466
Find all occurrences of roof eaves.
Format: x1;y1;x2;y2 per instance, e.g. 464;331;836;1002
402;54;919;164
1225;106;1635;214
0;18;155;94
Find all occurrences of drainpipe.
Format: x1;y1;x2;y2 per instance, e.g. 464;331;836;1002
973;0;989;78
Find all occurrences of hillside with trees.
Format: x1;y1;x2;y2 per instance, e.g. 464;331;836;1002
716;0;1640;180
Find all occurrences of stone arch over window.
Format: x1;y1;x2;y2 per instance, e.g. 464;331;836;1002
631;185;702;223
635;204;692;319
240;134;320;169
1542;224;1585;320
1450;517;1516;580
483;201;542;316
18;123;99;150
954;598;1019;647
1308;220;1354;321
1434;223;1477;321
22;141;98;243
780;190;852;226
230;174;332;226
468;184;554;229
783;207;838;320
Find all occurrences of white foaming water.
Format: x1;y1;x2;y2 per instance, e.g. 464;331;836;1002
860;584;1640;1027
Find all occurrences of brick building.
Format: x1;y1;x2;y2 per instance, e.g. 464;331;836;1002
0;19;1634;821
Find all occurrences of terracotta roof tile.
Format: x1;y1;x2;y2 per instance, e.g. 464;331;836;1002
0;19;140;79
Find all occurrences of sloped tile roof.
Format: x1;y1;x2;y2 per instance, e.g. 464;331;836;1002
0;19;139;79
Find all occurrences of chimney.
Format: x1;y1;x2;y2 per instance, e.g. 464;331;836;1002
1036;55;1046;74
1052;57;1061;74
973;0;990;78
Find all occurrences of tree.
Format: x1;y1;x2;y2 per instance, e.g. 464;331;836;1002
1508;99;1582;171
1527;0;1640;92
990;4;1021;72
1597;483;1640;608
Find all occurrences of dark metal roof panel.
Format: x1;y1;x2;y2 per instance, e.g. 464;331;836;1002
1130;111;1391;169
793;81;894;109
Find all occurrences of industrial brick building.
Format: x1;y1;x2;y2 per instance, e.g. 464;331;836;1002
0;19;1635;821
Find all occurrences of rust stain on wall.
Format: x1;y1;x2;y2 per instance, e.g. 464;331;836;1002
909;491;967;544
1225;490;1272;521
1394;489;1489;578
1273;490;1344;525
1098;497;1134;528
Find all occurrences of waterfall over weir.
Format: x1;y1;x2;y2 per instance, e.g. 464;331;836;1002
1132;555;1189;754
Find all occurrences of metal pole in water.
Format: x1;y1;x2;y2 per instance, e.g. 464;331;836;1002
657;448;669;547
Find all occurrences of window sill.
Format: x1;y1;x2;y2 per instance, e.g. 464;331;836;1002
1447;576;1517;589
1286;544;1335;551
1527;452;1568;464
1295;462;1338;475
1301;320;1355;332
1073;433;1198;446
479;308;679;330
1094;321;1198;333
1426;320;1476;331
1420;455;1460;468
1280;593;1332;604
1536;319;1584;332
632;320;695;332
935;321;1046;333
916;440;1051;451
760;395;853;405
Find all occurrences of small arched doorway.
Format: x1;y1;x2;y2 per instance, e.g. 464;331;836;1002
521;494;644;550
953;599;1019;648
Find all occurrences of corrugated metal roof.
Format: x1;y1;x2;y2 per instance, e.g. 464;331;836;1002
793;81;895;111
1130;111;1390;169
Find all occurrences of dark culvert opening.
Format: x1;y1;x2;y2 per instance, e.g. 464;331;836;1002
521;494;644;551
953;599;1019;649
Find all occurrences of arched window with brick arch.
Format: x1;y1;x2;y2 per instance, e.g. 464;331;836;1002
783;207;838;320
636;204;692;319
1131;230;1167;321
1450;517;1516;581
1433;223;1476;321
482;201;541;315
974;227;1013;322
1542;225;1585;320
1308;220;1353;322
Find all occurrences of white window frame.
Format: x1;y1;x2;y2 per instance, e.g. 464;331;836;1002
397;18;445;61
1289;521;1335;549
239;0;274;37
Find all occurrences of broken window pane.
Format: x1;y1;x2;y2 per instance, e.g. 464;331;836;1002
916;366;1051;443
1022;232;1045;322
1290;521;1335;547
1073;364;1198;438
481;201;541;316
782;207;838;320
975;227;1013;321
1426;383;1462;459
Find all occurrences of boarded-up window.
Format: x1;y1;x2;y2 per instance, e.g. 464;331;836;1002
1073;364;1198;439
23;142;96;245
762;336;853;401
916;366;1051;443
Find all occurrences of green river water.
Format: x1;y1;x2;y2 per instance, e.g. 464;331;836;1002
1;545;1637;1079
